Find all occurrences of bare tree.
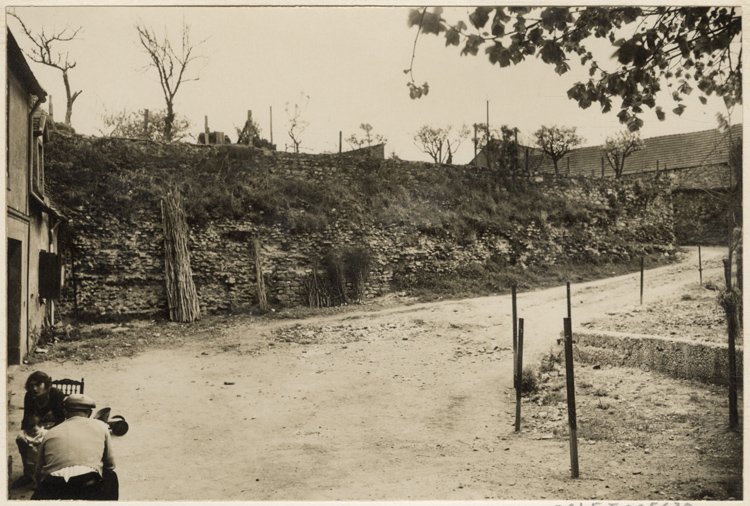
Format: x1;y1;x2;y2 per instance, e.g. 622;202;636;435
136;20;202;142
413;124;469;164
602;130;645;179
9;12;82;127
285;92;309;153
534;125;584;177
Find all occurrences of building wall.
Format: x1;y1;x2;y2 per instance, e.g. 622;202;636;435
6;216;29;362
7;72;29;213
6;66;53;363
27;205;53;342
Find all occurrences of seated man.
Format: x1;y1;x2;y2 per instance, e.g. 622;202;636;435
32;394;118;501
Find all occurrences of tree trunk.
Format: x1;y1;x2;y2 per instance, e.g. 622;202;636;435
165;102;175;142
62;70;81;127
161;191;200;322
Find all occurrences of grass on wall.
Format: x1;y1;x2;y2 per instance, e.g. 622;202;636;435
46;133;646;241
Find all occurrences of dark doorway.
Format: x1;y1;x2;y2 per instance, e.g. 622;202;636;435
7;238;23;365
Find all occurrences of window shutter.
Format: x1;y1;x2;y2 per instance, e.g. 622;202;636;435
39;251;61;299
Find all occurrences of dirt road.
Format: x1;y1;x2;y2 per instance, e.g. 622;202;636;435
8;246;738;501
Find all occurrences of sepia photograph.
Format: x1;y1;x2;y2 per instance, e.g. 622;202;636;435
4;2;743;502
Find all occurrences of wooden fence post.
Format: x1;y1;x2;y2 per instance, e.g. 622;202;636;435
512;284;518;389
698;245;703;286
640;256;644;305
563;317;579;478
269;106;273;146
515;318;524;433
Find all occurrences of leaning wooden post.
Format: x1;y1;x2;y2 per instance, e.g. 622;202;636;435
698;245;703;286
640;256;644;305
252;236;269;313
566;281;572;323
204;116;210;145
563;317;579;478
512;284;518;389
514;318;524;433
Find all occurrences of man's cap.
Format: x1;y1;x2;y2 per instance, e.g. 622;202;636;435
63;394;96;410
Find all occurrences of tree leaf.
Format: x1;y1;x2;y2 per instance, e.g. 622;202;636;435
407;9;424;28
672;104;686;116
445;27;461;47
469;7;492;29
655;107;665;121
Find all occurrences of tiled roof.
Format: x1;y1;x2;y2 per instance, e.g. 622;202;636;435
538;124;742;177
340;143;385;159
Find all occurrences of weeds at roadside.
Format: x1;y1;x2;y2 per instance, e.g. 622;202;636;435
520;366;539;395
540;390;564;406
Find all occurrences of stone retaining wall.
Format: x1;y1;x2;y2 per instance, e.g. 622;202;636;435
47;133;676;322
572;329;743;385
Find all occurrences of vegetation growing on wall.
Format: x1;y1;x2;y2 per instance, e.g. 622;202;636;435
45;131;676;318
46;131;671;248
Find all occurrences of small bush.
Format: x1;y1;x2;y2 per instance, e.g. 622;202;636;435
520;366;539;395
540;347;562;373
323;250;347;304
593;387;609;397
345;246;373;302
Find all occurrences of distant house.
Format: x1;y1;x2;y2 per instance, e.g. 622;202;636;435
339;143;385;159
535;125;742;188
469;125;741;245
471;125;741;185
6;29;65;365
470;141;544;173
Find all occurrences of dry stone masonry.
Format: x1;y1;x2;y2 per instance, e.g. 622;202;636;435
46;132;675;322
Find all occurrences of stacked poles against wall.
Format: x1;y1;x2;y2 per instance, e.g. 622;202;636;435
253;236;269;313
161;190;201;323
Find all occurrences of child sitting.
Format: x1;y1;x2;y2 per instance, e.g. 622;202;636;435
13;415;47;488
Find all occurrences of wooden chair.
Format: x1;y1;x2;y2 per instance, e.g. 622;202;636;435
51;378;84;395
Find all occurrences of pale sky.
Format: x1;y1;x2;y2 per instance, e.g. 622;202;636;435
6;3;742;164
